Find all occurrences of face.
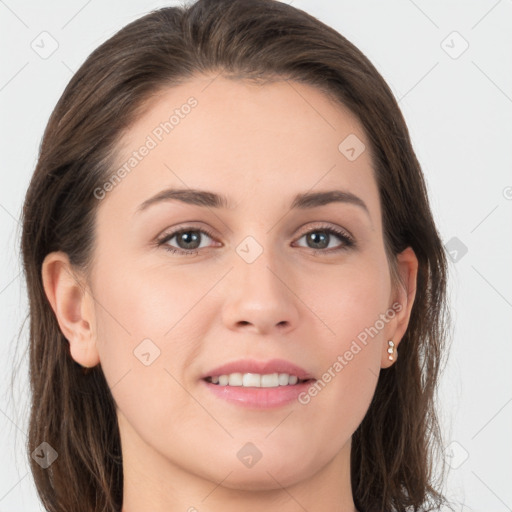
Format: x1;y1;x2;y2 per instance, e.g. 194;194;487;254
79;75;414;492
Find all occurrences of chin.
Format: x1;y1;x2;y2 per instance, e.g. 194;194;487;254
216;468;308;492
201;451;317;492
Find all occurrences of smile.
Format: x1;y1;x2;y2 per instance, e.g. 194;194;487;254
205;372;310;387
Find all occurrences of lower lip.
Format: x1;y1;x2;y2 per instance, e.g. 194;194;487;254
201;379;315;409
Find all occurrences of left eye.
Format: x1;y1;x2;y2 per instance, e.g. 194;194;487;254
294;227;354;252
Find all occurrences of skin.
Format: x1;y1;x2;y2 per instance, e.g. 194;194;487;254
42;75;418;511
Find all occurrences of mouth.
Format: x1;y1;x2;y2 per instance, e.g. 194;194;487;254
200;359;316;409
204;372;314;388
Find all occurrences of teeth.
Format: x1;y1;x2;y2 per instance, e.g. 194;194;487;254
228;373;243;386
243;373;261;387
278;373;289;385
207;372;304;387
261;373;278;387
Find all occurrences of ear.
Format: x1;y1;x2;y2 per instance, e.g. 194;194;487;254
41;251;100;368
381;246;418;368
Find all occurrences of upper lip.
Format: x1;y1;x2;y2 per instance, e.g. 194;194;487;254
201;358;315;380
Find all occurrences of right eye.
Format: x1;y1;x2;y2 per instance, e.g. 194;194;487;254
157;226;219;256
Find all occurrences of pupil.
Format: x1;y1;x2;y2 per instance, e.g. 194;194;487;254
308;231;328;249
179;231;200;249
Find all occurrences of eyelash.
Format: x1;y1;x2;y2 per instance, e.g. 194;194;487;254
156;224;355;256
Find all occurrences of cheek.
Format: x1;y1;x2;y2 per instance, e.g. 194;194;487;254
91;263;200;447
92;249;214;348
299;256;390;431
90;252;207;411
309;253;392;346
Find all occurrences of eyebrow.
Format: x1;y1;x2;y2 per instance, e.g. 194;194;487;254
135;187;370;217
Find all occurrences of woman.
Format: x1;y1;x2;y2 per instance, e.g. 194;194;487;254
21;0;453;510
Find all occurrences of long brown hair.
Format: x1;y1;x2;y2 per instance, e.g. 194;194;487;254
20;0;453;510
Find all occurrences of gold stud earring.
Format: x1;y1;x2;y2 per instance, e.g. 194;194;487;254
387;340;395;361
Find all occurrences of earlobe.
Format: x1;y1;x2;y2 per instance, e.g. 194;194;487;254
382;246;419;368
41;251;100;368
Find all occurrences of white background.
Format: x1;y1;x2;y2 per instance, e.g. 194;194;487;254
1;1;511;510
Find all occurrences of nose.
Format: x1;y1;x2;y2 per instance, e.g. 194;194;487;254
221;243;301;336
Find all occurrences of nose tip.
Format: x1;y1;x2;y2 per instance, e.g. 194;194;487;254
222;259;300;336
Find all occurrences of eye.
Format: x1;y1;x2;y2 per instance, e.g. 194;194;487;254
156;224;355;256
157;226;218;255
294;225;355;253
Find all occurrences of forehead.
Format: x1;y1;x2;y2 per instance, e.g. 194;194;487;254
104;75;378;217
